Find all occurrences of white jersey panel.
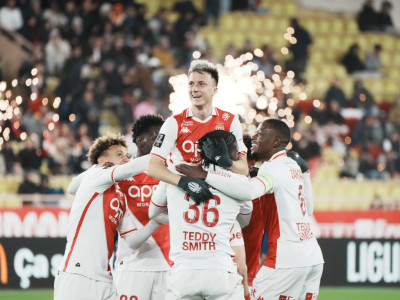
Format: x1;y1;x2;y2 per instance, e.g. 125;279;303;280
259;151;324;268
59;165;129;282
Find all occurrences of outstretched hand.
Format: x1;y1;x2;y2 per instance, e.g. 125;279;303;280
176;164;207;179
178;176;213;204
202;138;233;168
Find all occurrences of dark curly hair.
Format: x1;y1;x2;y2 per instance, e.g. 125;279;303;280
87;132;127;165
131;114;164;144
198;130;237;168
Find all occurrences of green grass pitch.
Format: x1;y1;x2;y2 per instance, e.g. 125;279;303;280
1;287;400;300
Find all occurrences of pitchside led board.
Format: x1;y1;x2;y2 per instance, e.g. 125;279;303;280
0;208;400;289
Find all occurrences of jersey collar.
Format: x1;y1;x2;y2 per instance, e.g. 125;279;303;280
268;150;287;163
186;107;218;118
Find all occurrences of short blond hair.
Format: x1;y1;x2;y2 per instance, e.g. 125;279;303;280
188;59;219;85
87;132;127;165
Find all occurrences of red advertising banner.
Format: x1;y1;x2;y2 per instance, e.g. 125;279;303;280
1;207;399;239
312;211;400;239
0;207;70;238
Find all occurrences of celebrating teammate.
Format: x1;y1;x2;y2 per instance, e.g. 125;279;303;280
146;59;248;204
114;115;171;300
203;119;324;300
54;133;160;300
149;130;252;299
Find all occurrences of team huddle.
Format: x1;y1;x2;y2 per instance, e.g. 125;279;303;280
54;60;324;300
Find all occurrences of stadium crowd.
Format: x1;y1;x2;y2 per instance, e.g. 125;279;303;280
0;0;399;191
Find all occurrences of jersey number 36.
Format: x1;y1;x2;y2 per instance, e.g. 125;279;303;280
183;195;221;227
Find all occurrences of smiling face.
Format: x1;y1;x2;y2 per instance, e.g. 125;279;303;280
98;145;130;166
252;121;287;161
188;71;218;108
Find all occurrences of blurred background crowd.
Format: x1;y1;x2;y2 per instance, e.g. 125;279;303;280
0;0;399;209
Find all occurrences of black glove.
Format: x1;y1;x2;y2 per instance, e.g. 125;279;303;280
202;137;233;168
287;151;309;173
178;176;213;204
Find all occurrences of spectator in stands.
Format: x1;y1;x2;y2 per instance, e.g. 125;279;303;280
205;0;221;27
359;147;384;179
351;111;384;147
19;14;44;43
388;97;400;130
21;107;43;137
370;195;385;209
17;170;40;194
365;44;383;73
350;80;376;111
153;35;177;67
45;28;72;75
18;136;42;171
339;147;360;179
231;0;250;11
0;0;24;32
287;17;312;78
291;128;321;160
379;149;399;178
72;88;100;139
255;45;277;78
173;1;200;47
38;173;51;194
357;0;379;31
324;77;348;108
0;140;19;174
341;43;366;75
376;1;394;32
325;100;344;125
239;39;255;55
43;0;68;29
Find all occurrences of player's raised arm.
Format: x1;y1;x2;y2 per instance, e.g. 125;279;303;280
205;167;273;201
112;154;150;182
118;211;161;251
148;181;169;224
147;155;182;186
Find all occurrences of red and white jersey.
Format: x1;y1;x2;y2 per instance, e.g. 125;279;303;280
259;151;324;269
151;169;251;273
242;196;266;285
150;107;247;171
59;165;135;282
229;220;244;247
115;172;171;271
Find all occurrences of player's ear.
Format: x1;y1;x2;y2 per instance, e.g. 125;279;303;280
136;136;144;146
213;87;218;95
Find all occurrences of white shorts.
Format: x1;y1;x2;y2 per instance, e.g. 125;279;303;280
253;264;323;300
54;271;117;300
113;270;168;300
166;269;244;300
